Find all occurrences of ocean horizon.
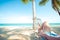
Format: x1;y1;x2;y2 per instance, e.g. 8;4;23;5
0;23;60;28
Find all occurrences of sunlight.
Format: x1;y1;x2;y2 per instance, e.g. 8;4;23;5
2;16;32;23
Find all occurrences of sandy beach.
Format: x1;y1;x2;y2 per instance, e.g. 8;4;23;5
0;26;60;40
0;27;38;40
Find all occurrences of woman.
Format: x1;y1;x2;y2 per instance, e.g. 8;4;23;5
38;21;60;40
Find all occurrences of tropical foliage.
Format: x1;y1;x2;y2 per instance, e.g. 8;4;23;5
21;0;60;30
21;0;60;15
39;0;48;5
52;0;60;15
21;0;29;4
40;0;60;15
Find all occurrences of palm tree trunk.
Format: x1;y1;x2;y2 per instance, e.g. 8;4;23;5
32;0;36;30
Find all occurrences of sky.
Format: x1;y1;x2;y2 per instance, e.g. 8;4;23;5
0;0;60;24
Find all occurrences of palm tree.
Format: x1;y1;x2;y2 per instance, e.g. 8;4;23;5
21;0;60;30
21;0;49;30
39;0;60;15
21;0;36;30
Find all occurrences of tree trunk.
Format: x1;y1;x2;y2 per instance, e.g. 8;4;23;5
32;0;36;30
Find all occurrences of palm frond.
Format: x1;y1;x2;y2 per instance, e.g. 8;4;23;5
52;0;60;15
52;0;58;11
58;10;60;15
30;0;32;2
56;0;60;6
39;0;49;5
21;0;29;4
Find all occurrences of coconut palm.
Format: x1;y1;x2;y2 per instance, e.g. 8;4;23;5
39;0;60;15
21;0;60;30
21;0;36;30
21;0;48;30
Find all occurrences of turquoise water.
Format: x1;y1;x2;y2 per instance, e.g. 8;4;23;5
0;23;60;27
0;23;33;28
49;23;60;27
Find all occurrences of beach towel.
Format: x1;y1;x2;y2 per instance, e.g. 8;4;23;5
40;31;60;40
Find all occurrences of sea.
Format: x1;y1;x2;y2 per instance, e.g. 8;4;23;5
0;23;60;28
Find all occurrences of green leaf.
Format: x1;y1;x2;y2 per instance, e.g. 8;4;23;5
21;0;29;4
30;0;32;1
52;0;60;15
39;0;49;6
56;0;60;6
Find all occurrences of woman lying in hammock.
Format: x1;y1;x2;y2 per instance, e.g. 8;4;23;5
38;21;60;40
